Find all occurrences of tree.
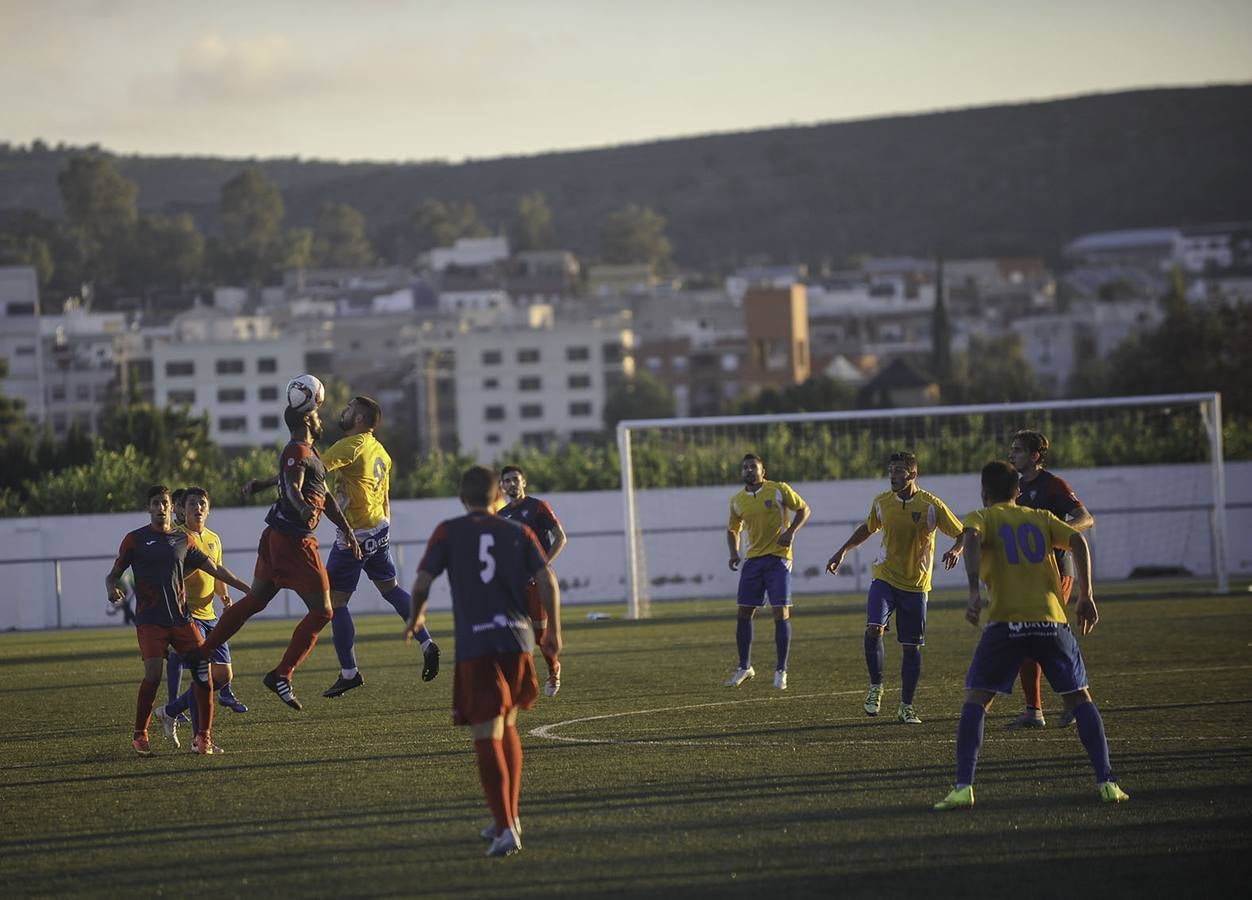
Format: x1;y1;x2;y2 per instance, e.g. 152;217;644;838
117;213;204;293
0;233;54;288
950;334;1045;404
602;371;675;429
212;168;287;284
733;376;856;414
406;199;489;257
56;154;139;285
509;192;556;252
600;204;672;268
311;202;375;268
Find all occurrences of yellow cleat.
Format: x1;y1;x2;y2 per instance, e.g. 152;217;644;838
934;784;975;811
1099;781;1130;803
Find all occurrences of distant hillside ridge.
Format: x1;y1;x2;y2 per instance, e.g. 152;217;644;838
2;84;1249;268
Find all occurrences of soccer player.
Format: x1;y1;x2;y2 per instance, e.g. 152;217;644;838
404;465;560;858
154;486;247;751
1005;428;1095;729
497;464;567;697
933;460;1129;810
725;453;811;690
825;451;963;724
197;405;362;711
106;484;252;756
243;396;441;698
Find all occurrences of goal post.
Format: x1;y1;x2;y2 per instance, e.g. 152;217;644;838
617;392;1228;619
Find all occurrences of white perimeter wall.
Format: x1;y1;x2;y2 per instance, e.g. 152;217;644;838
1;462;1249;631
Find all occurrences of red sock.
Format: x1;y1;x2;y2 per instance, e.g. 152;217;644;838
192;680;214;740
474;738;511;833
135;679;159;738
1019;658;1043;709
275;609;332;678
502;725;523;824
204;593;266;651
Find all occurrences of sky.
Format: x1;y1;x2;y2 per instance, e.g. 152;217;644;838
2;0;1250;164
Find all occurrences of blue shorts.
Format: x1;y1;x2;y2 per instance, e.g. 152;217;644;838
737;555;792;608
965;622;1089;695
192;617;231;665
326;525;398;594
867;579;927;646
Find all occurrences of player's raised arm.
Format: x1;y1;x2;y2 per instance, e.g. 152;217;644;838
241;475;279;499
826;522;871;575
197;557;252;595
961;527;983;626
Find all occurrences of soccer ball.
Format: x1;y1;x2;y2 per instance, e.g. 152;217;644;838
286;374;325;414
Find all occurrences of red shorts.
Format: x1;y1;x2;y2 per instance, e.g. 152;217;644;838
452;652;538;726
254;526;330;596
137;621;204;661
1060;574;1074;606
525;580;547;624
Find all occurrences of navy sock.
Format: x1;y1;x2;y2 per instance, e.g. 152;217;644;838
864;631;884;685
955;702;986;786
166;687;192;718
774;619;791;672
901;646;922;705
330;607;357;671
166;654;183;705
218;681;236;701
736;617;753;669
384;586;431;642
1072;701;1115;783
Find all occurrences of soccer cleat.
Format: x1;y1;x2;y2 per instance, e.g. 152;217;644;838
934;785;975;811
192;734;224;755
263;670;303;710
486;826;522;858
132;736;154;757
864;684;883;716
218;693;248;713
897;703;922;725
322;672;364;698
545;660;561;697
480;817;522;842
774;669;788;690
1058;708;1078;728
1004;708;1046;729
154;705;181;749
174;712;191;726
422;641;441;682
723;665;755;687
1099;781;1130;804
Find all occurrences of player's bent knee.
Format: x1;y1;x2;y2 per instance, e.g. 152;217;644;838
1062;688;1092;709
865;625;885;637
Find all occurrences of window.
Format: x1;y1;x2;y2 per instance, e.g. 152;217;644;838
165;361;194;377
569;401;592;417
568;374;592;389
50;385;66;401
644;356;662;372
218;417;247;432
75;384;90;401
483;377;499;389
14;344;34;356
602;342;622;363
216;359;245;375
218;388;246;403
517;348;541;364
257;358;277;373
485;433;501;445
259;386;279;401
672;355;688;371
521;431;552;449
566;345;590;362
520;403;543;419
485;405;506;421
482;350;502;366
260;415;280;430
168;389;196;405
519;376;542;392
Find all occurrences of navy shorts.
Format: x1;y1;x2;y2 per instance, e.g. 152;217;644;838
326;525;398;594
965;622;1089;695
192;617;231;665
737;555;792;608
867;579;927;646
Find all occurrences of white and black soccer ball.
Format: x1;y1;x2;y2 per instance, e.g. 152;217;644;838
286;374;325;414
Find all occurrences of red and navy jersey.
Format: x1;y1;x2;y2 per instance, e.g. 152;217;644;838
265;440;328;536
110;526;210;627
497;496;561;558
1017;469;1083;568
418;511;548;661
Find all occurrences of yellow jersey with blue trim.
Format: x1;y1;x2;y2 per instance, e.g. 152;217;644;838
180;525;223;622
321;432;392;532
963;502;1078;623
865;487;963;593
728;480;807;561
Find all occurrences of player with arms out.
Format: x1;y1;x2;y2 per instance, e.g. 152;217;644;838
1005;428;1095;729
197;404;361;711
106;484;252;756
404;466;560;858
497;464;567;697
725;453;811;690
826;451;963;724
243;396;441;698
934;460;1128;810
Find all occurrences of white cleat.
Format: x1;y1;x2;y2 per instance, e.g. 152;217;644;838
154;705;180;749
774;669;788;690
486;826;522;857
723;666;755;687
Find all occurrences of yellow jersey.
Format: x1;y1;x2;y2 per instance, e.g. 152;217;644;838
180;525;222;622
322;432;392;532
865;487;963;593
728;480;808;561
963;502;1078;623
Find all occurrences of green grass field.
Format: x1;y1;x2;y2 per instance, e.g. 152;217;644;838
2;584;1251;898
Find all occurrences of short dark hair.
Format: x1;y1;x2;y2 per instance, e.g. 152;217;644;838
887;450;918;475
352;396;382;429
500;464;524;479
284;404;309;433
460;465;498;507
1013;429;1049;464
981;460;1019;502
184;485;209;503
742;453;763;465
147;484;171;502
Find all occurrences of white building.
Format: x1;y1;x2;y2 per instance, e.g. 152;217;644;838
427;237;510;273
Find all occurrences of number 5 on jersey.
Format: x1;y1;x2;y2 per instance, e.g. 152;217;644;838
478;534;496;583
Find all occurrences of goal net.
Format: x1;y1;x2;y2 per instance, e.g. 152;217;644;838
616;392;1228;619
